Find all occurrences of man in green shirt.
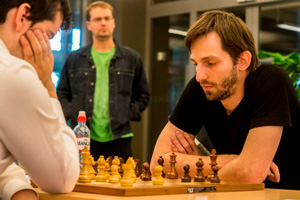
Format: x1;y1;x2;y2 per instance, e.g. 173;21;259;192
57;1;150;161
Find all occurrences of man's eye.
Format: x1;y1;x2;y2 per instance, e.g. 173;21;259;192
205;62;216;66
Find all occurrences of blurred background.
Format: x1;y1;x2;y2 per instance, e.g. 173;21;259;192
50;0;300;163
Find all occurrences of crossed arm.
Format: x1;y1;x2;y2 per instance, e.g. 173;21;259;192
150;121;281;183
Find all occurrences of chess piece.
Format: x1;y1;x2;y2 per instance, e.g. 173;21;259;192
112;156;121;180
181;164;191;182
96;155;107;182
134;159;141;177
206;149;215;181
208;149;220;183
108;165;120;183
206;171;213;182
194;158;205;182
120;163;133;186
93;161;98;175
210;165;221;183
106;156;113;166
119;157;124;177
140;162;152;181
89;155;96;180
112;156;121;167
104;162;111;179
126;157;137;183
166;152;178;179
152;165;164;185
157;156;165;178
78;146;92;183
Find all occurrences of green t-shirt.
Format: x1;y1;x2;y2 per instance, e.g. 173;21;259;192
91;47;133;142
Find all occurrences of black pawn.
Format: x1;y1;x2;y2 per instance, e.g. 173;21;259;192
157;156;165;178
119;157;124;177
181;164;191;182
140;162;152;181
135;159;141;177
194;158;205;182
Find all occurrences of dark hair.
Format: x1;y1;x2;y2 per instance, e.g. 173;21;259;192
85;1;114;21
0;0;72;31
185;10;260;73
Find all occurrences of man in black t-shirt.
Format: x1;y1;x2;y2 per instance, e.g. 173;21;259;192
150;10;300;190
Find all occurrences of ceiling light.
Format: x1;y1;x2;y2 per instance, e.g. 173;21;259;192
277;24;300;33
168;29;187;36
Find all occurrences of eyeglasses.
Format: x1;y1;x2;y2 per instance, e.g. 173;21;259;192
89;17;113;23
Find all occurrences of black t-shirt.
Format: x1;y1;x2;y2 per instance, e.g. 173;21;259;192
169;64;300;189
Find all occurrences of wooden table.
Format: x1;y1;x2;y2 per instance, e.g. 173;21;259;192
36;188;300;200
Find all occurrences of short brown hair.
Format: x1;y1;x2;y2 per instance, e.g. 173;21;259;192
185;10;260;73
85;1;114;21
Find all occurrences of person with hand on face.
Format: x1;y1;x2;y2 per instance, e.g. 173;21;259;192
150;10;300;190
57;1;150;161
0;1;79;200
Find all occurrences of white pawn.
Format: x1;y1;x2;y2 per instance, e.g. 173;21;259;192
96;155;107;182
152;165;164;185
108;165;120;183
104;162;111;179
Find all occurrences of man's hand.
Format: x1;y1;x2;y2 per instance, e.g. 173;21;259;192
12;189;38;200
20;29;57;98
171;131;201;155
267;162;280;183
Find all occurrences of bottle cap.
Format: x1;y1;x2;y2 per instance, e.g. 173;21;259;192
78;111;86;122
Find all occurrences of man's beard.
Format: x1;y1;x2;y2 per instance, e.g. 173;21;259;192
202;65;238;101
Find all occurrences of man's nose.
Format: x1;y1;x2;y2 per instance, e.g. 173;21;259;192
195;65;208;82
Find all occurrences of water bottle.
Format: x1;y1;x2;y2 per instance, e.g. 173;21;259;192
73;111;90;163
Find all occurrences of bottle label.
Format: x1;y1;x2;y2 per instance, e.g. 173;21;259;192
76;137;90;151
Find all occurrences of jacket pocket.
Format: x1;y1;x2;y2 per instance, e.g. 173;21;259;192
69;69;91;95
116;70;134;94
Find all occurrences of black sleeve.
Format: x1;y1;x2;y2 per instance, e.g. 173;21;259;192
169;76;205;135
130;53;150;121
57;55;73;120
249;65;296;128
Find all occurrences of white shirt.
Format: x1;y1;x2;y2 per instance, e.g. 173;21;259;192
0;40;79;200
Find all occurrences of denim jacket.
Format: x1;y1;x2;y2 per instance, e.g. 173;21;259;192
57;40;150;139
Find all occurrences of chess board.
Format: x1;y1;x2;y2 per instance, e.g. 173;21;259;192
73;179;265;196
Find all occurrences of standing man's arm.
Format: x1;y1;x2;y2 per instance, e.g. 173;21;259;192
130;56;150;121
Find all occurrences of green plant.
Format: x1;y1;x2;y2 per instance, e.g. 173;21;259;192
258;50;300;98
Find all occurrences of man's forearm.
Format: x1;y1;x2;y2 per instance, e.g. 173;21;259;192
11;189;38;200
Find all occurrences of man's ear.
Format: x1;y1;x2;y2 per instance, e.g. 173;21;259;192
237;51;252;71
15;3;31;32
86;21;92;31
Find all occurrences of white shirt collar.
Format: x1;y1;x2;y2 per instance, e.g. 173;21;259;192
0;39;11;55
